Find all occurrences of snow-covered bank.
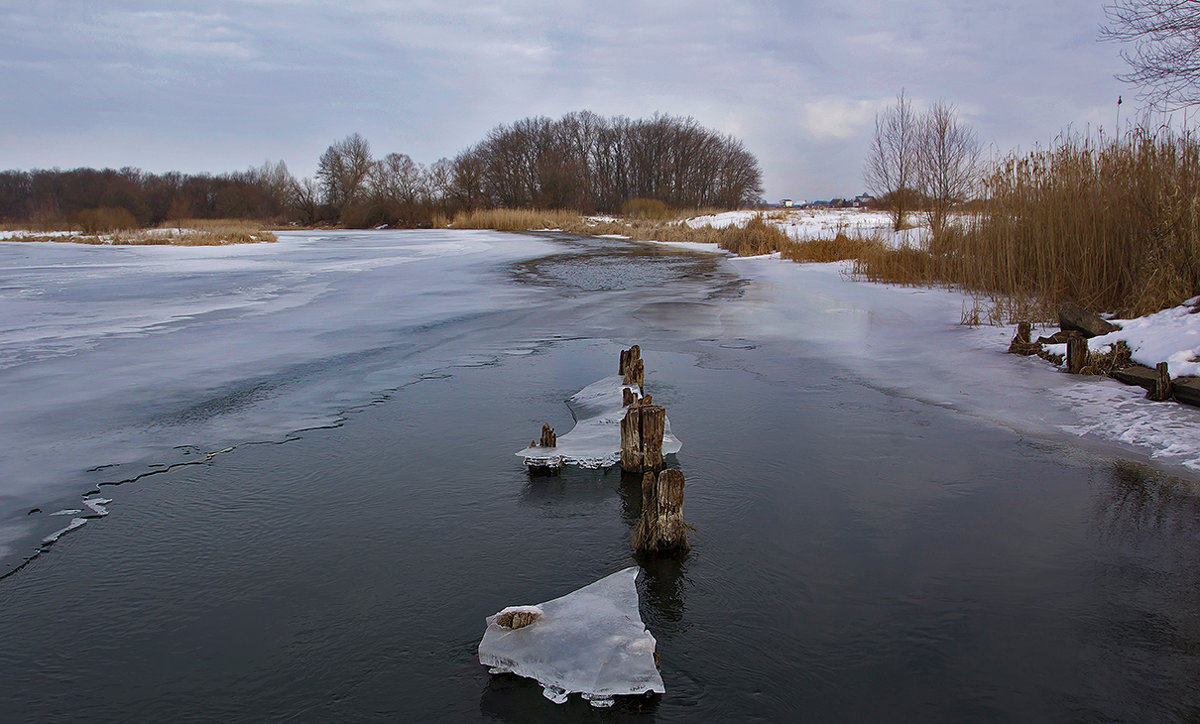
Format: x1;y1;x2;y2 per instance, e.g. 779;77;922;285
684;208;928;248
648;232;1200;474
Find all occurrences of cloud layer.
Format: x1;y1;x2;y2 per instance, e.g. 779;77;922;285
1;0;1130;200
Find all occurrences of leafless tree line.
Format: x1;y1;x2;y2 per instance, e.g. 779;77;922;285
864;91;980;233
1;111;762;228
309;111;763;225
0;161;294;229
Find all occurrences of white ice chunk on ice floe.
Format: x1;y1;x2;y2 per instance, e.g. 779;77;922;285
478;566;665;706
82;497;111;516
516;375;682;468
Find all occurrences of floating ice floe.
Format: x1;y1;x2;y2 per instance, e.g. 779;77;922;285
515;375;682;468
478;566;665;707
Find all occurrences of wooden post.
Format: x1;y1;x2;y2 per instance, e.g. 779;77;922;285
539;423;556;447
640;405;665;472
620;404;665;473
1149;362;1173;401
633;469;690;554
1066;336;1088;373
620;406;642;471
623;357;644;388
619;345;640;376
1015;321;1031;345
622;387;636;406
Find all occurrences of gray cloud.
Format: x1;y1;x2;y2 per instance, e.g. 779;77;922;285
1;0;1129;200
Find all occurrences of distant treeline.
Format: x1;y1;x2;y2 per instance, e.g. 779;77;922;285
0;110;763;229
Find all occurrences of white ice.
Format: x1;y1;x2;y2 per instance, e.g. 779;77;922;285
478;566;664;706
0;230;561;550
516;375;682;468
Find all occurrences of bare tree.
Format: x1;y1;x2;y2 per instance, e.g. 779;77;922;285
916;101;980;237
865;90;919;231
317;133;373;213
287;176;322;225
1103;1;1200;109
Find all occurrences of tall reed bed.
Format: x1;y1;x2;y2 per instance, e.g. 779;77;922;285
856;128;1200;318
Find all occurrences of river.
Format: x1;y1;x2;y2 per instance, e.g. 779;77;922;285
1;230;1197;721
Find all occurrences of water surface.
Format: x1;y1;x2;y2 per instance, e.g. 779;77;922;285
1;230;1198;721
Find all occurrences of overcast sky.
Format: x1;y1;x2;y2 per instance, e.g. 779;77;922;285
2;1;1133;201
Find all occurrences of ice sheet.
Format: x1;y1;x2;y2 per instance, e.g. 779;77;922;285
478;566;664;706
0;230;561;561
516;375;682;468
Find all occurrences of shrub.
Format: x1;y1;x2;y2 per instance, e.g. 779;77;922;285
71;207;137;234
620;198;673;221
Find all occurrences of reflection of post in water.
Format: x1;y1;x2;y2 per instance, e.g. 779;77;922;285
1096;460;1200;543
636;554;689;626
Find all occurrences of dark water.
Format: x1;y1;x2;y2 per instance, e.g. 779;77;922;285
2;233;1200;721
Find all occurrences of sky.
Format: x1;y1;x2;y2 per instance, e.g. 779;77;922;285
1;0;1134;201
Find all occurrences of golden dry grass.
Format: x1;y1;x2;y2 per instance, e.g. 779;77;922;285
855;128;1200;318
3;219;276;246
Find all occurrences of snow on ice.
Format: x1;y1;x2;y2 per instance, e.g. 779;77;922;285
478;566;665;707
516;375;682;468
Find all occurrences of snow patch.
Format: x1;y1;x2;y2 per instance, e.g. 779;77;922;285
478;566;664;706
516;375;682;468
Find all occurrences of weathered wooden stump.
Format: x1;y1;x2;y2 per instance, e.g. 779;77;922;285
539;423;556;447
1066;336;1088;373
1007;321;1041;356
620;403;665;473
619;345;641;376
624;357;644;388
633;469;690;554
622;387;636;406
1149;362;1173;402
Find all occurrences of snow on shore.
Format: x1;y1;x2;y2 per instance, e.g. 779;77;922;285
653;221;1200;474
684;208;929;248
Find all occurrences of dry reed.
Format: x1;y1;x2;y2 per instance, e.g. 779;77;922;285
856;128;1200;318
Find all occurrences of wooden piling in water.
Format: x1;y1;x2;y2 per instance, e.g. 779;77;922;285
619;345;640;376
633;469;690;554
539;423;556;448
622;387;636;406
620;402;665;474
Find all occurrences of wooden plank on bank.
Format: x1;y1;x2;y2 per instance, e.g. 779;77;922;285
1111;365;1157;391
1172;377;1200;408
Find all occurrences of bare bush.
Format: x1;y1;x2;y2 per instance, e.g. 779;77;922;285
917;101;980;236
865;91;919;231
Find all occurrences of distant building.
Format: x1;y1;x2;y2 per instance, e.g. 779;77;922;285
851;193;875;208
780;198;793;208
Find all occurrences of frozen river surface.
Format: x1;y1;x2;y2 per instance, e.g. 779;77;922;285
2;230;1200;721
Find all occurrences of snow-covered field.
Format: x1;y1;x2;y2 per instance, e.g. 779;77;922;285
684;207;930;247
